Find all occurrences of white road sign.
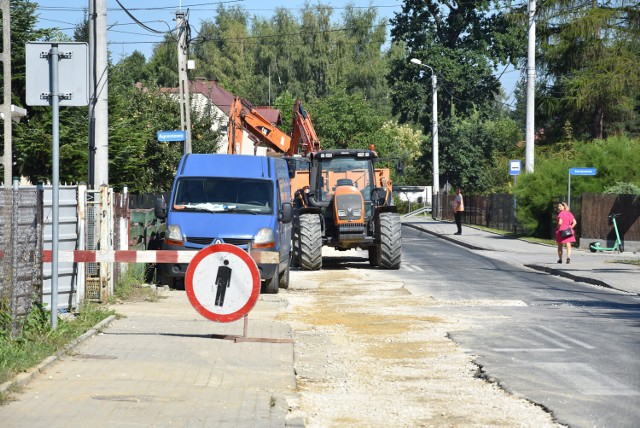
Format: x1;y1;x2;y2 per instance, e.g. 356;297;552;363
185;244;261;323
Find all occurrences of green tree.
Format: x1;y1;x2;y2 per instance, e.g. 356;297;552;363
388;0;523;122
107;83;222;193
144;35;178;87
339;4;390;115
312;87;387;151
3;0;83;183
192;6;254;96
378;121;424;185
0;0;60;105
111;51;149;87
534;0;640;141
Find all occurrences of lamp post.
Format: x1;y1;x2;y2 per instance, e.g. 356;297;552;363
410;58;440;219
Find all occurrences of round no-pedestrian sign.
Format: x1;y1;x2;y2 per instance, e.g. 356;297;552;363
185;244;261;323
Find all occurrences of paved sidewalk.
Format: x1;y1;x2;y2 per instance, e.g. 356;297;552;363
0;291;302;428
403;217;640;296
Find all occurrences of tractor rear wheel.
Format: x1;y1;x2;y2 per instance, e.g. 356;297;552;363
377;212;401;269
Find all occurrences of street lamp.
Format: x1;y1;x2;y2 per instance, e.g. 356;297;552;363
410;58;440;219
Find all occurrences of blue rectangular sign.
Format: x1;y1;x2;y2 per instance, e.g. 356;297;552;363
157;130;186;142
569;167;597;176
509;160;521;176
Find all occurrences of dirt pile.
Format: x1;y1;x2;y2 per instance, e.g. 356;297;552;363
278;267;561;427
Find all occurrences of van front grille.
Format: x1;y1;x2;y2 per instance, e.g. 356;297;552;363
186;237;252;247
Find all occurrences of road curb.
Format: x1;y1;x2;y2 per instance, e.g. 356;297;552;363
524;264;617;291
0;314;117;395
402;222;629;294
402;222;487;251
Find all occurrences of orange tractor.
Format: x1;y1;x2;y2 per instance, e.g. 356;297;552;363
227;97;402;270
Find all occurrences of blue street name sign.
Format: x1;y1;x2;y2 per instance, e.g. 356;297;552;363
569;167;597;176
157;130;186;142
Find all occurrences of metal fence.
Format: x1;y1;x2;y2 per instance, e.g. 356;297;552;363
0;187;43;337
440;192;525;234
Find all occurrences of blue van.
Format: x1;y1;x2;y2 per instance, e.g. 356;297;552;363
155;154;293;294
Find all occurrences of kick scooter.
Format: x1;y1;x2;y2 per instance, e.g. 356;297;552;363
589;213;624;253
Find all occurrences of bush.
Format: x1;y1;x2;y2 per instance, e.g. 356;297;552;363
514;137;640;237
604;182;640;195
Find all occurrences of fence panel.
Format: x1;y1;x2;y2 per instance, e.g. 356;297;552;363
438;192;523;234
40;186;81;310
580;193;640;246
0;188;43;337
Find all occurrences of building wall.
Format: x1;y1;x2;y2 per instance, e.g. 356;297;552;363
191;93;267;156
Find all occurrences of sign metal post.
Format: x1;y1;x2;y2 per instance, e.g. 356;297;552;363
26;42;88;330
509;160;522;233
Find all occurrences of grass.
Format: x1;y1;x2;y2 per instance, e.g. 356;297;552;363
612;259;640;266
0;301;114;390
110;264;161;304
0;265;160;402
470;224;556;246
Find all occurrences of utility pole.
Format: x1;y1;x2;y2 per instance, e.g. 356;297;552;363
89;0;109;187
410;58;440;219
176;11;192;154
525;0;536;173
1;0;12;187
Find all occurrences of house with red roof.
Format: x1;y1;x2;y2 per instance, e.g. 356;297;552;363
162;79;284;155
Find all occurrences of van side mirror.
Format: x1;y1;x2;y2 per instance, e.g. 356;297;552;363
280;202;293;223
154;197;167;220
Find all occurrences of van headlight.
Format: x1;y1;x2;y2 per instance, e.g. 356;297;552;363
166;224;184;245
253;228;275;249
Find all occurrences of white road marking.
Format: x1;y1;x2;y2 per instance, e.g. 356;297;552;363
536;325;596;349
536;363;640;396
493;348;566;353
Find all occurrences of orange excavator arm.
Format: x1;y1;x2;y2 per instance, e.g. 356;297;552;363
227;97;292;154
290;99;321;156
227;97;244;154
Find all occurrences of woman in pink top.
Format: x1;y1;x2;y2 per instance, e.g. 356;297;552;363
556;202;577;264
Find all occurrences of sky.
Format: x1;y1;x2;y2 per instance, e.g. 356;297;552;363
34;0;520;105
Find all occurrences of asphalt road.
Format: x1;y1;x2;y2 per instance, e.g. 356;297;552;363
400;226;640;428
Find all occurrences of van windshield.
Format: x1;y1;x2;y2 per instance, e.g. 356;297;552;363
173;178;273;214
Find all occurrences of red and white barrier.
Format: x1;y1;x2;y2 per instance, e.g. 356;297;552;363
42;250;196;264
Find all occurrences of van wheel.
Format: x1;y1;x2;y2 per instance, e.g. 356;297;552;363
279;263;290;289
264;265;280;294
378;212;402;269
160;274;176;289
299;214;322;270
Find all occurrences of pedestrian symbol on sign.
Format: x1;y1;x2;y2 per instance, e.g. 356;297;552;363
185;244;260;323
214;259;232;307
